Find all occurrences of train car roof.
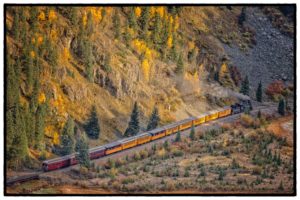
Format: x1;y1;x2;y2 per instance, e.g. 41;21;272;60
89;145;106;153
105;141;122;148
148;126;167;134
175;117;196;125
195;113;206;119
119;135;139;144
162;121;181;130
206;109;219;115
136;132;152;138
43;154;76;164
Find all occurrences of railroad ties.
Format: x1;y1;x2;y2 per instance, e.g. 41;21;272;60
6;173;41;186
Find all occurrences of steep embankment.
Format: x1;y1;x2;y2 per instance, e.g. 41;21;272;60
223;7;294;96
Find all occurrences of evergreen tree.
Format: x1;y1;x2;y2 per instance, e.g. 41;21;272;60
256;81;263;102
24;45;34;92
175;54;184;74
12;8;20;41
175;130;181;142
85;106;100;139
35;103;46;150
146;106;160;131
257;109;262;119
238;7;246;26
76;135;90;168
240;75;250;95
112;9;121;40
128;7;137;31
189;124;195;141
169;33;178;61
104;53;112;73
278;99;285;116
124;19;132;46
152;12;162;50
124;102;140;137
140;7;150;43
60;116;75;155
85;40;94;82
70;7;79;26
86;11;94;36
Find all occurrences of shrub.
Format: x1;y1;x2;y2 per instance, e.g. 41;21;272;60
252;166;262;175
265;80;285;99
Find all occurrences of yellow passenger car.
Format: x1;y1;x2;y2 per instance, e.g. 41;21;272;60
105;141;122;155
163;122;180;136
193;114;206;126
120;137;138;150
179;118;194;131
150;128;166;140
218;106;232;118
205;110;219;122
137;132;152;145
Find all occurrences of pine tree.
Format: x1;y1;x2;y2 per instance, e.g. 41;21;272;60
124;102;140;137
76;135;90;168
85;40;94;82
12;8;20;41
257;109;262;118
128;7;138;31
140;7;150;43
256;81;263;102
175;53;184;74
238;7;246;26
70;7;79;26
104;53;112;73
85;106;100;139
152;12;162;50
124;19;132;46
35;103;46;150
175;130;181;142
240;75;250;95
86;11;94;36
112;9;121;40
146;106;160;131
190;124;195;141
60;116;75;155
278;99;285;116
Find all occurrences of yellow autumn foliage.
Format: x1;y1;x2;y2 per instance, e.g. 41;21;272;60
37;36;43;45
106;7;113;16
169;15;174;25
141;58;150;82
82;12;87;26
174;15;180;31
38;11;46;21
219;63;229;79
50;28;57;41
48;10;57;21
62;47;71;61
89;7;102;22
150;7;156;17
188;41;195;50
135;7;142;18
156;6;165;18
167;36;173;48
31;37;36;44
30;51;35;58
53;132;60;145
38;92;46;104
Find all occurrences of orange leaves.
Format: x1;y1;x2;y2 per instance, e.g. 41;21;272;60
48;10;57;21
45;125;60;145
37;36;43;45
265;80;285;97
141;58;150;82
38;11;46;21
134;7;142;18
38;92;46;104
132;39;156;59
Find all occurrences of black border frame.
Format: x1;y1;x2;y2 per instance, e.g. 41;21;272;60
3;3;297;196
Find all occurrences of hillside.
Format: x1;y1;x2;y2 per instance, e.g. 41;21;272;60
5;5;294;169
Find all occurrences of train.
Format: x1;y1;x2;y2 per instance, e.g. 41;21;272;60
42;100;252;172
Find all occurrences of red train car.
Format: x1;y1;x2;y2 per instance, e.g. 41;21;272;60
42;154;75;171
89;146;106;159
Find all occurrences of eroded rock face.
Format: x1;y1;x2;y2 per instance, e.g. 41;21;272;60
61;83;87;101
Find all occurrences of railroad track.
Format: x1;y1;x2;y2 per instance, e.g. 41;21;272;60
6;103;276;186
